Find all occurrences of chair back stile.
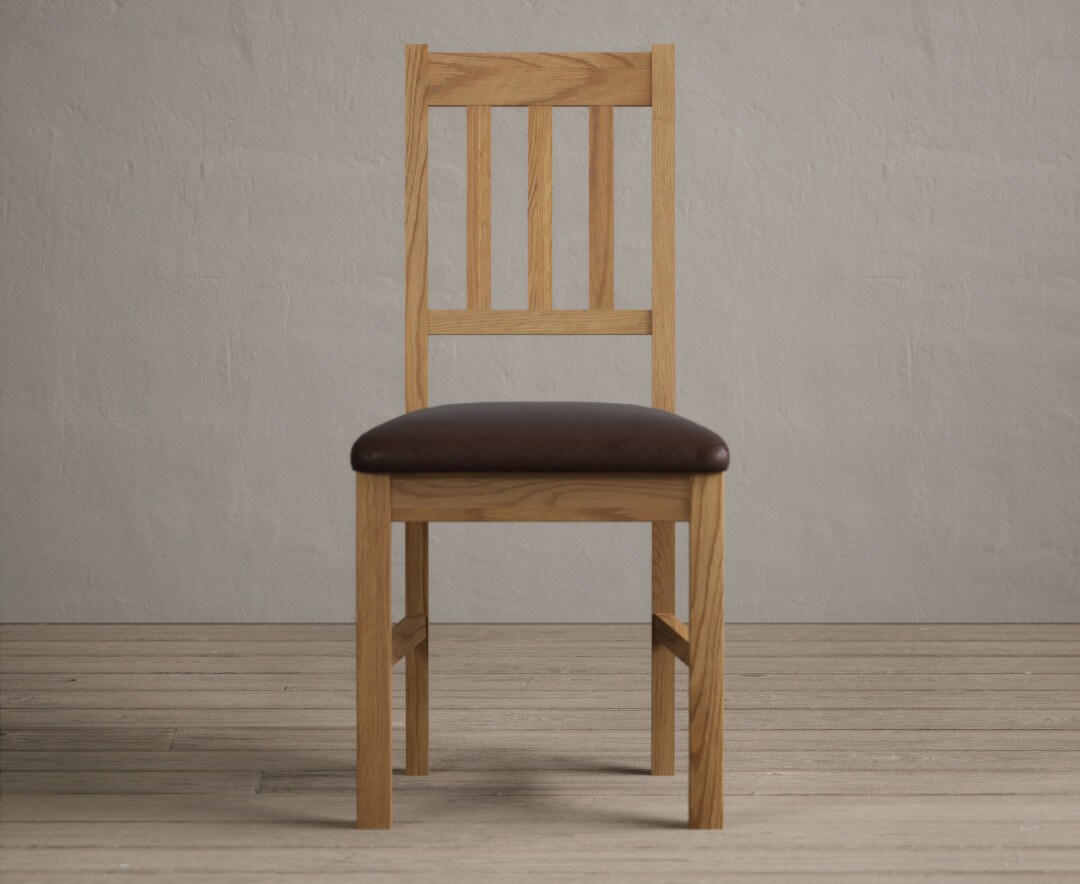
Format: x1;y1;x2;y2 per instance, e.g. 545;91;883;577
403;45;676;414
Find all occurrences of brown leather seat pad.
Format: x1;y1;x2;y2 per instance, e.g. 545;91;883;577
351;402;729;474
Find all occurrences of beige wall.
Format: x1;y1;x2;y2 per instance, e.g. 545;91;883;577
2;1;1078;622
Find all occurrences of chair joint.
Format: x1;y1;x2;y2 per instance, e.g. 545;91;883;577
652;612;689;666
392;614;427;664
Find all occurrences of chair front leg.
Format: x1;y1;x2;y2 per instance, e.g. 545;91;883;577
405;521;429;774
651;521;676;775
688;473;725;829
356;472;392;828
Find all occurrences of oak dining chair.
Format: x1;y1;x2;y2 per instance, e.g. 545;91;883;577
350;44;730;829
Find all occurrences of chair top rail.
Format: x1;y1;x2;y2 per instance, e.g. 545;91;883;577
428;52;652;107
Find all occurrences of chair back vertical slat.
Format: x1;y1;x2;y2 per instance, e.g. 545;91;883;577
405;44;430;411
466;106;492;310
589;106;615;310
527;105;554;310
650;44;675;412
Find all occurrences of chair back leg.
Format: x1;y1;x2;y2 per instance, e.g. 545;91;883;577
405;521;430;774
651;520;676;774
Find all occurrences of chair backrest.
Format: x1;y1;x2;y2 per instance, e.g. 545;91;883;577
404;45;675;413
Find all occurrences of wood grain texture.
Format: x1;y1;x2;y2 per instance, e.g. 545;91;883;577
405;522;429;775
9;844;1078;879
10;706;1080;731
428;52;651;106
589;105;615;310
651;521;676;775
428;308;651;335
355;473;392;828
12;652;1075;676
391;473;690;522
8;624;1080;648
466;106;491;310
429;308;650;335
689;472;724;829
12;747;1080;774
11;791;1080;823
10;691;1080;715
405;45;429;412
528;105;553;310
652;613;690;667
11;623;1076;641
650;44;675;412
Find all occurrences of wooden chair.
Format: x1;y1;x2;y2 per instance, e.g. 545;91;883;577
351;44;729;829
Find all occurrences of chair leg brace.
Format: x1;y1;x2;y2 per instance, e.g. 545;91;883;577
652;613;690;666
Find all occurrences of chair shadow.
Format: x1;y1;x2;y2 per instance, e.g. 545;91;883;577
253;747;673;827
12;727;682;829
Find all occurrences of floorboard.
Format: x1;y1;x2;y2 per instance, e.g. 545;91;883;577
1;624;1078;881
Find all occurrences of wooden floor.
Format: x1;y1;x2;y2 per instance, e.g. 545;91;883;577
2;624;1079;882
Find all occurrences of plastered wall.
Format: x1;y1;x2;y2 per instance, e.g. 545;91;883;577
2;1;1078;622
